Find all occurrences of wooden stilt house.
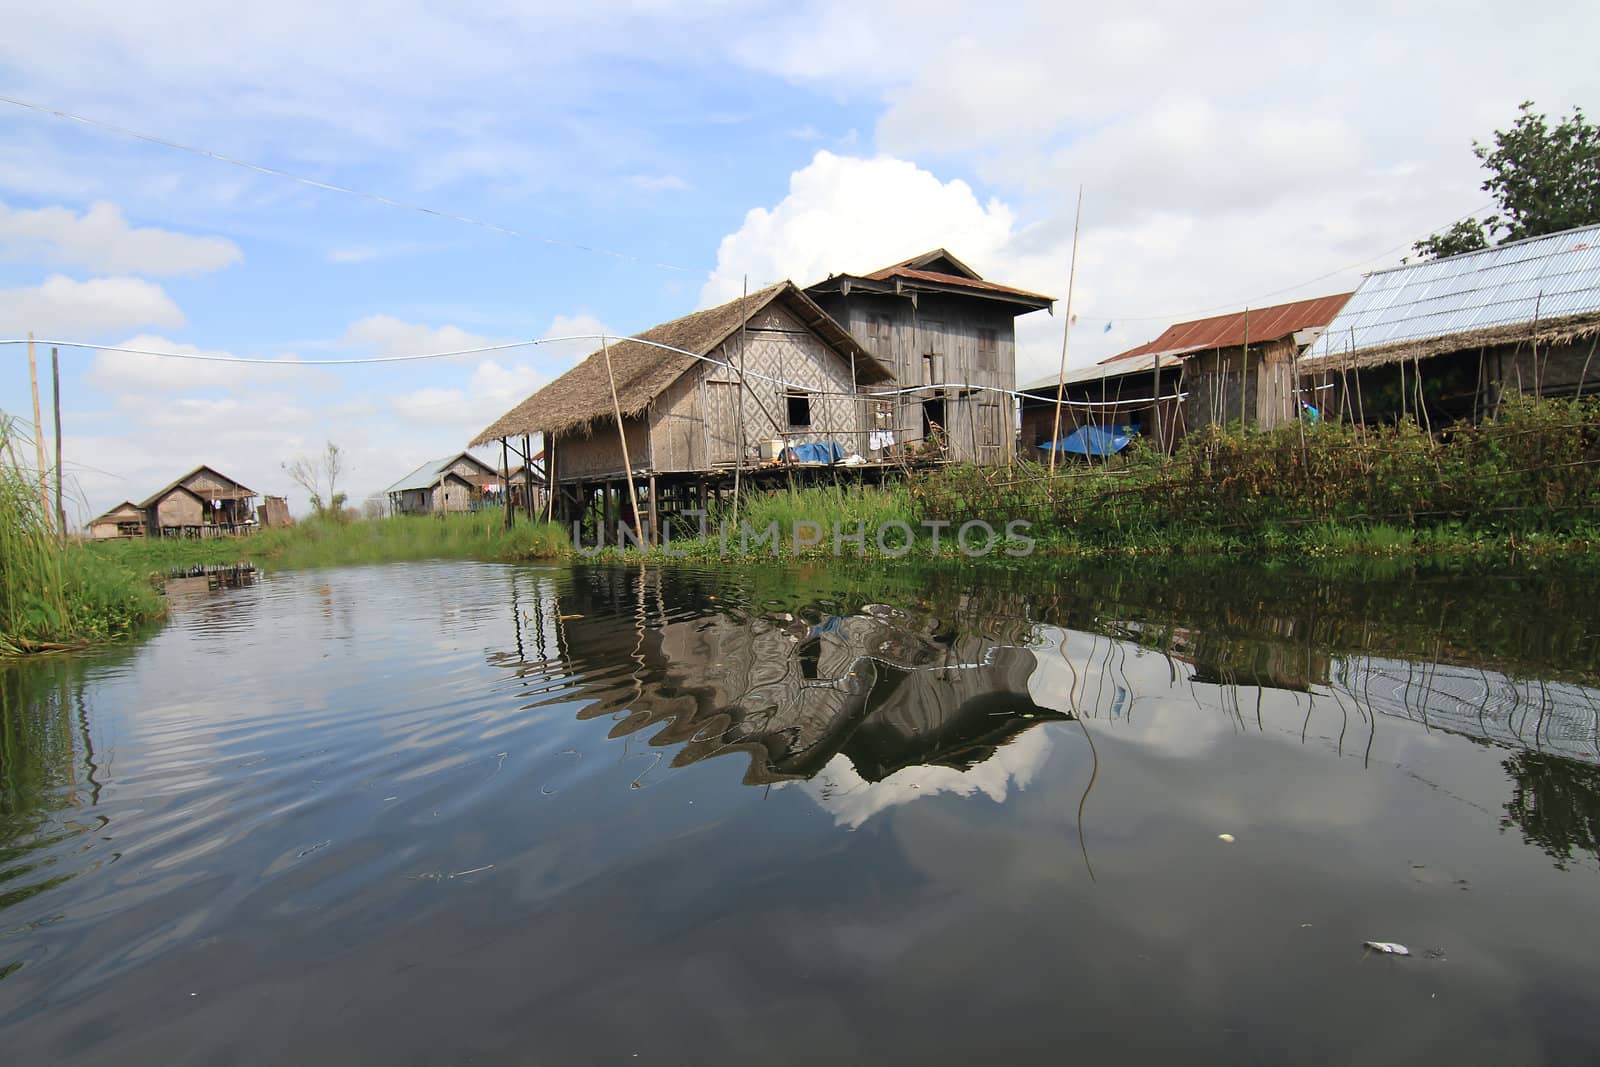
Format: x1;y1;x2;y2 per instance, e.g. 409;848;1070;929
87;501;147;539
141;466;257;537
471;281;892;537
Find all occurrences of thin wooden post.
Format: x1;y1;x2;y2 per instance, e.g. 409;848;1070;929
647;474;659;547
1151;352;1162;454
1239;310;1249;427
732;277;749;537
601;335;646;548
1048;185;1085;479
27;332;50;528
523;435;536;522
51;346;64;541
501;437;513;528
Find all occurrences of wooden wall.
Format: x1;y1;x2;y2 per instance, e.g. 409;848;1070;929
810;289;1020;464
152;490;203;529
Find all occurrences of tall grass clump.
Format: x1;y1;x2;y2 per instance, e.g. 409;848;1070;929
912;395;1600;557
1;418;164;655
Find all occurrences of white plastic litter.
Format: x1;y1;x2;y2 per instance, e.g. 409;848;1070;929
1363;941;1410;956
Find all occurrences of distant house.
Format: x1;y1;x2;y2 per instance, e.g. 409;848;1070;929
1300;224;1600;423
141;466;257;537
87;501;147;540
472;281;892;527
1018;291;1351;455
805;249;1055;464
385;452;499;515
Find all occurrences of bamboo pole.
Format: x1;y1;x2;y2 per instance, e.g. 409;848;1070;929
732;276;748;537
1048;184;1085;479
1239;310;1249;426
500;438;512;527
52;346;64;542
1151;352;1162;454
601;335;646;548
27;332;51;528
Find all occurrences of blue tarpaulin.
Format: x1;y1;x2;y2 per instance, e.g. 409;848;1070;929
784;440;844;464
1038;424;1140;456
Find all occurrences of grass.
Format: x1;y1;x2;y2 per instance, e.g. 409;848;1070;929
90;509;568;578
0;418;165;656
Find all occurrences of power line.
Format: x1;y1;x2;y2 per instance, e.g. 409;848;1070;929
0;93;698;275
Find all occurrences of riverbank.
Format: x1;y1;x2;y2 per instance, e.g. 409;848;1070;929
1;419;165;655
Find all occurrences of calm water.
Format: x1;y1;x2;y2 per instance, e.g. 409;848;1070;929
2;560;1599;1064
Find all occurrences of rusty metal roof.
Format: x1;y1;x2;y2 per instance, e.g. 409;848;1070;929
1302;223;1600;361
860;265;1056;305
1103;292;1354;365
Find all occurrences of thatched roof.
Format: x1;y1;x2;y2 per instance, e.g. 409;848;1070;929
89;501;145;525
1301;310;1600;373
471;282;889;445
138;465;254;508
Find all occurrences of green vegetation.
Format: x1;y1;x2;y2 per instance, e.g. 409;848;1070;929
1414;100;1600;259
0;419;165;656
90;509;567;578
912;395;1600;561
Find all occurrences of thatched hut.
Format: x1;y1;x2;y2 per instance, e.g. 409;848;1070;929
471;281;891;534
1301;224;1600;424
141;466;256;537
87;501;147;539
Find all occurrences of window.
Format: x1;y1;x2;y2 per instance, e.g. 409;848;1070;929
786;391;812;428
977;328;999;371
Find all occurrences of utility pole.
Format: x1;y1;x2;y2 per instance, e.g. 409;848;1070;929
52;347;64;542
27;332;51;529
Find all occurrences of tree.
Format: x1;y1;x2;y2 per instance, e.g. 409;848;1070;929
282;441;345;516
1413;101;1600;260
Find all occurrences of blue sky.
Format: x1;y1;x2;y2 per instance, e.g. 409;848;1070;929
2;1;1595;522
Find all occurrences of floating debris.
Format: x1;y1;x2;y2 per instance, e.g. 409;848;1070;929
1217;833;1235;843
1363;941;1410;956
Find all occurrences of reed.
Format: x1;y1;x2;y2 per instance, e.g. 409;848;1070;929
0;418;164;655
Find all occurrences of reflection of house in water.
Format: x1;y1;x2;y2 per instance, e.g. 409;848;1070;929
493;571;1068;788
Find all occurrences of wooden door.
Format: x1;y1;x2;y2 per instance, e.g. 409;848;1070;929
706;381;741;465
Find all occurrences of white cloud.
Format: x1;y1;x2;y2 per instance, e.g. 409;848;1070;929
628;174;690;192
0;275;185;337
86;334;312;393
700;151;1019;306
0;200;241;276
389;359;549;428
341;314;501;357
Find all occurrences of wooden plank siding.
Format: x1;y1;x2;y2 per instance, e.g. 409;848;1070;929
810;290;1017;464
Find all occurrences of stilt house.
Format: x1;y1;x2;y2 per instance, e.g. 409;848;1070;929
1299;224;1600;423
384;452;500;515
87;501;147;539
805;249;1055;464
471;281;892;533
1017;292;1351;454
141;466;257;537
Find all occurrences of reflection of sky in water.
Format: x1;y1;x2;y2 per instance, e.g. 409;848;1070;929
4;561;1600;1065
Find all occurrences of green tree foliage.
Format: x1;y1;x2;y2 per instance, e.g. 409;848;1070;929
1415;101;1600;259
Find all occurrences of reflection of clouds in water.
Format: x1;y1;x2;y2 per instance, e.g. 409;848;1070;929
797;727;1054;829
1027;626;1228;758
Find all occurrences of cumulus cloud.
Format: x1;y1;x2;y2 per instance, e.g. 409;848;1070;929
389;359;549;428
0;201;241;276
700;151;1021;306
86;334;313;394
341;314;501;357
0;275;185;336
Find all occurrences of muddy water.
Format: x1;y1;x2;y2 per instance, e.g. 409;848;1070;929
2;560;1598;1064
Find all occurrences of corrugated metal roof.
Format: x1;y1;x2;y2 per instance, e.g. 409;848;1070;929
384;452;495;495
1302;224;1600;360
1103;292;1353;365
